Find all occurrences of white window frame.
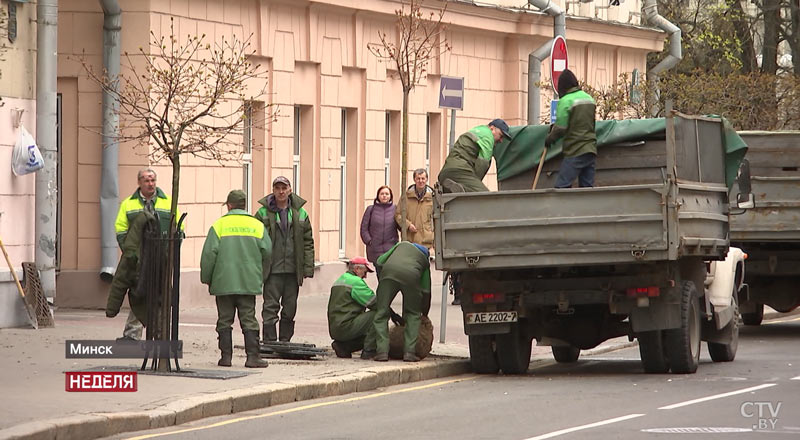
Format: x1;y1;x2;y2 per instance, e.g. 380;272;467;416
293;106;301;195
339;108;347;258
242;102;253;212
385;111;391;185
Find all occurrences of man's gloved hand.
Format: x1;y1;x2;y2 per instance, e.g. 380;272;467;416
389;308;405;326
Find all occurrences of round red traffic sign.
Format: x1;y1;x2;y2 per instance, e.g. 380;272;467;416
550;35;568;96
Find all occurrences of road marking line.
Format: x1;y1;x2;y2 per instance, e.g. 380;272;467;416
125;375;478;440
658;383;776;410
765;316;800;324
791;376;800;381
523;413;645;440
177;323;215;328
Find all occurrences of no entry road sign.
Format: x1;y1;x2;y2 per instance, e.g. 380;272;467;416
550;36;568;96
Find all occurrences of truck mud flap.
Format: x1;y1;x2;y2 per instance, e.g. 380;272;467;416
465;323;511;336
630;303;681;333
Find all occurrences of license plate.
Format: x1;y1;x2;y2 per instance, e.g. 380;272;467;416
466;311;518;324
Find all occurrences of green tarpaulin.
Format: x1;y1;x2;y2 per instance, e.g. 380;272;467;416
493;117;748;187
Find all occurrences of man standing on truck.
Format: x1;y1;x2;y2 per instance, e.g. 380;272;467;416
437;119;512;193
545;69;597;188
366;241;431;362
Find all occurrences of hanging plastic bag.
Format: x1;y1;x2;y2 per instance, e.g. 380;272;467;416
11;125;45;176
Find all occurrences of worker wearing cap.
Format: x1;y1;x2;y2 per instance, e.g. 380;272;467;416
367;241;431;362
437;119;512;193
255;176;315;342
201;190;272;368
327;257;378;358
545;68;597;188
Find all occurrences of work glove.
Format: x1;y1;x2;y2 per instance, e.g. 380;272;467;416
389;308;405;326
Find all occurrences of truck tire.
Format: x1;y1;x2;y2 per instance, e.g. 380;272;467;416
741;303;763;326
551;346;580;363
708;291;740;362
637;330;670;374
664;280;701;374
468;334;499;374
496;324;532;374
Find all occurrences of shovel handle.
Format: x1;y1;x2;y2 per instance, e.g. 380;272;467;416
0;236;26;299
532;146;548;190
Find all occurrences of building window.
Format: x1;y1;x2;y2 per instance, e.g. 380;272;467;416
339;109;347;257
384;112;391;185
293;106;301;194
242;102;253;212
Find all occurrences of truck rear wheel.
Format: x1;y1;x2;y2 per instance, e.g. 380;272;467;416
637;330;670;373
551;346;580;363
468;335;499;374
496;324;532;374
741;303;763;326
708;291;740;362
664;280;701;374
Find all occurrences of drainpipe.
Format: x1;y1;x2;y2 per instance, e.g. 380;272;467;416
643;0;681;116
36;0;58;300
527;0;566;125
99;0;121;281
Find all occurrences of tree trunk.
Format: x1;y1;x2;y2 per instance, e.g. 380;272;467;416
400;89;409;241
730;0;758;73
791;0;800;75
762;0;781;75
157;152;180;371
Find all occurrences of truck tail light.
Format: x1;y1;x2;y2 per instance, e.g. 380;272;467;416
472;293;505;304
626;287;660;297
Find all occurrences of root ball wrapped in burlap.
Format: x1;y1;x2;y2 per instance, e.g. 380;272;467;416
388;315;434;360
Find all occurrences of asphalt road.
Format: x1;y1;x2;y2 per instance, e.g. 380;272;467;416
113;316;800;440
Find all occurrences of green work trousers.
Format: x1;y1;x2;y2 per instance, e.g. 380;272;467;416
215;295;259;332
438;166;489;193
262;273;299;327
331;310;377;353
372;278;422;354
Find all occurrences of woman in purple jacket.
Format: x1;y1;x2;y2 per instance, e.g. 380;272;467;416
360;186;400;276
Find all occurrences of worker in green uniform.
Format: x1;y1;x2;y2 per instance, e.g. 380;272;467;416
367;241;431;362
327;257;378;358
105;210;157;326
437;119;512;193
545;68;598;188
201;190;273;368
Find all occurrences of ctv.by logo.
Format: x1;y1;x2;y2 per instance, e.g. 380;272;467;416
740;401;782;430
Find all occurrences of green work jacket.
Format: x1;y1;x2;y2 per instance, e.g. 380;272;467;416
440;125;495;179
327;271;376;334
255;194;315;286
376;242;431;294
114;187;183;248
546;87;598;158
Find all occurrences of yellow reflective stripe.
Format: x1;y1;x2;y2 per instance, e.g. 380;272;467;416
213;216;264;238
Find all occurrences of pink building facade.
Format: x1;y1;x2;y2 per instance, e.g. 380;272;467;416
1;0;664;313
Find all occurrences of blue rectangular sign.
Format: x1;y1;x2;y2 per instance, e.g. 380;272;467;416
550;99;559;124
439;76;464;110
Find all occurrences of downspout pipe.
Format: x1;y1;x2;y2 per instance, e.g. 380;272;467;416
643;0;681;116
99;0;121;280
527;0;566;125
36;0;58;300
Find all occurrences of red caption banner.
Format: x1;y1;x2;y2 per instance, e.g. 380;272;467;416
65;372;138;392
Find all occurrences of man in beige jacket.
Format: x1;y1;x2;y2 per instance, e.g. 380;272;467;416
395;168;434;250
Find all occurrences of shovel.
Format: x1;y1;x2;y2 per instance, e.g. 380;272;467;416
0;236;38;329
532;146;547;190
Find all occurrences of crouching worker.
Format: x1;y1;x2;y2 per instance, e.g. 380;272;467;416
327;257;378;358
106;209;156;329
369;242;431;362
201;190;272;368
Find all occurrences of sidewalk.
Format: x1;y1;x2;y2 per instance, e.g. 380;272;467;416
8;274;772;440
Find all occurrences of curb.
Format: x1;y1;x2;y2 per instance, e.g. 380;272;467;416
0;358;472;440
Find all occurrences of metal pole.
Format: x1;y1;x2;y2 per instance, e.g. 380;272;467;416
439;109;457;343
35;0;59;301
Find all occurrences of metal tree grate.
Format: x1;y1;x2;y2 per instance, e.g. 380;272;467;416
22;262;54;327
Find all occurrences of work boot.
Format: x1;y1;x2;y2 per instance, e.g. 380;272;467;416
278;319;295;342
374;352;389;362
262;323;277;343
217;329;232;367
244;330;268;368
331;341;352;358
403;352;421;362
360;349;377;360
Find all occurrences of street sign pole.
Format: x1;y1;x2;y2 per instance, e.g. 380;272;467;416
438;76;464;343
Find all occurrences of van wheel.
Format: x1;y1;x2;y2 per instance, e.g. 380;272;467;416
551;346;580;363
741;303;763;326
665;280;701;374
638;330;670;373
468;335;499;374
496;324;532;374
708;291;740;362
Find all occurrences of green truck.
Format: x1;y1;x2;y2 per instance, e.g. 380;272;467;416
433;113;752;375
